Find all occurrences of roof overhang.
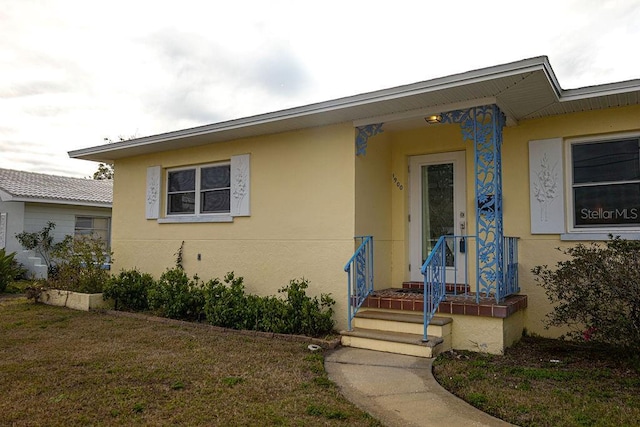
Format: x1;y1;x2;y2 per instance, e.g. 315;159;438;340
69;56;640;163
0;191;111;208
15;197;110;208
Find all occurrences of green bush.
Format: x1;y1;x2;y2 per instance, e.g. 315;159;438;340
103;269;155;311
15;221;57;272
49;235;111;293
0;249;25;293
203;273;335;337
148;267;205;321
279;278;335;337
203;272;250;329
533;237;640;351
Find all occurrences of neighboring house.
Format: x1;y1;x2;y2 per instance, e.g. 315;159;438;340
69;56;640;355
0;169;112;278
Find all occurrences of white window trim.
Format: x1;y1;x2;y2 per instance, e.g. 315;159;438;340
158;215;233;224
166;162;231;219
563;131;640;239
74;215;112;249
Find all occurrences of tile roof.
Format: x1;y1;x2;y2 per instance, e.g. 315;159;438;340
0;168;112;206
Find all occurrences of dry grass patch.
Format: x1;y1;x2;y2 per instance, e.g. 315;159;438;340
0;298;379;426
433;336;640;427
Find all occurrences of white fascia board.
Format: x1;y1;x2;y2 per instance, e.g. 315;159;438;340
538;57;563;98
558;79;640;102
0;189;14;202
70;57;554;160
15;197;112;208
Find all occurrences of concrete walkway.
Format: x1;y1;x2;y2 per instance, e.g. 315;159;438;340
325;347;514;427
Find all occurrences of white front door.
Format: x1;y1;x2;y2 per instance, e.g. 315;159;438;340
409;151;467;282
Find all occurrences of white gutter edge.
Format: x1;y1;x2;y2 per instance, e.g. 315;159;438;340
11;197;112;208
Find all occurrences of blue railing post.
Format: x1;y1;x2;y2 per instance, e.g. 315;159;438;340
421;236;447;342
344;236;374;331
503;236;520;298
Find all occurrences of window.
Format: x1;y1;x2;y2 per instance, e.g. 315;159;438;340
75;216;111;248
570;136;640;230
147;154;250;222
167;163;231;216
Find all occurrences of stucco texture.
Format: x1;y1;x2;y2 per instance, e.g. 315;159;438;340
111;124;357;329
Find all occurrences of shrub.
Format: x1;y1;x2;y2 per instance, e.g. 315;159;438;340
203;274;335;337
25;280;47;302
148;267;204;321
279;278;335;337
0;249;26;293
203;272;254;330
532;237;640;351
15;221;57;272
103;269;155;311
49;235;111;293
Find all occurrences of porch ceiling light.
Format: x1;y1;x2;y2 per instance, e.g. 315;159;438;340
424;114;442;124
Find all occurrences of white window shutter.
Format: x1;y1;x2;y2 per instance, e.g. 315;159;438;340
230;154;250;217
146;166;161;219
0;212;6;249
529;138;565;234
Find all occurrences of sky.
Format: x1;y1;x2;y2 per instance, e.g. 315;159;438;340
1;0;639;178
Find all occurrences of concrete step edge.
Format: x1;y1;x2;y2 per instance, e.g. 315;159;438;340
340;328;444;347
356;309;452;326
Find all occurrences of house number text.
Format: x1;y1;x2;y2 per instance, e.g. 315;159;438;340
392;173;404;190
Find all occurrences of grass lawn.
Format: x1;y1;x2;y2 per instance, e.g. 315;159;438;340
0;297;380;426
433;336;640;427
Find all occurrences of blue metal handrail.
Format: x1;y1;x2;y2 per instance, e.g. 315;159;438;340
344;236;374;331
503;236;520;297
420;234;520;340
420;235;447;342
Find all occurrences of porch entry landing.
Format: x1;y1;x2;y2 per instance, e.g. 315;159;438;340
364;283;528;319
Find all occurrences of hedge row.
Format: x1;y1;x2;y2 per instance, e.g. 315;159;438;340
103;268;335;338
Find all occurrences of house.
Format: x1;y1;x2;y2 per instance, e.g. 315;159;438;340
69;56;640;355
0;169;113;278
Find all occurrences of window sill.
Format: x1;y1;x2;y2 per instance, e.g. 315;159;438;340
157;215;233;224
561;232;640;241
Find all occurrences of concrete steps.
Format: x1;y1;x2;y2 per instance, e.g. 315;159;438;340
340;309;452;358
22;250;47;279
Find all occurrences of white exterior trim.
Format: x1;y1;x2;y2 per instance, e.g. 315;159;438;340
0;212;6;249
564;131;640;235
158;215;233;224
146;166;161;219
409;151;466;282
230;154;250;217
529;138;565;234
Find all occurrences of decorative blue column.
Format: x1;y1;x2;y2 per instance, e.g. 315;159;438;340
355;124;384;156
441;105;506;302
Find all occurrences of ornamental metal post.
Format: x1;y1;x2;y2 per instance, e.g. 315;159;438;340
441;105;506;302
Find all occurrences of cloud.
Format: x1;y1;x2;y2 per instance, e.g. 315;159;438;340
0;140;97;177
0;81;74;99
250;46;310;96
137;28;310;128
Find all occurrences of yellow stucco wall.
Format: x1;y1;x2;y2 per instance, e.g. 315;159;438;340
354;131;392;288
448;312;524;355
111;123;357;329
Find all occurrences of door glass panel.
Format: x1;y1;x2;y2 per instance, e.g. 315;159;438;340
421;163;454;266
